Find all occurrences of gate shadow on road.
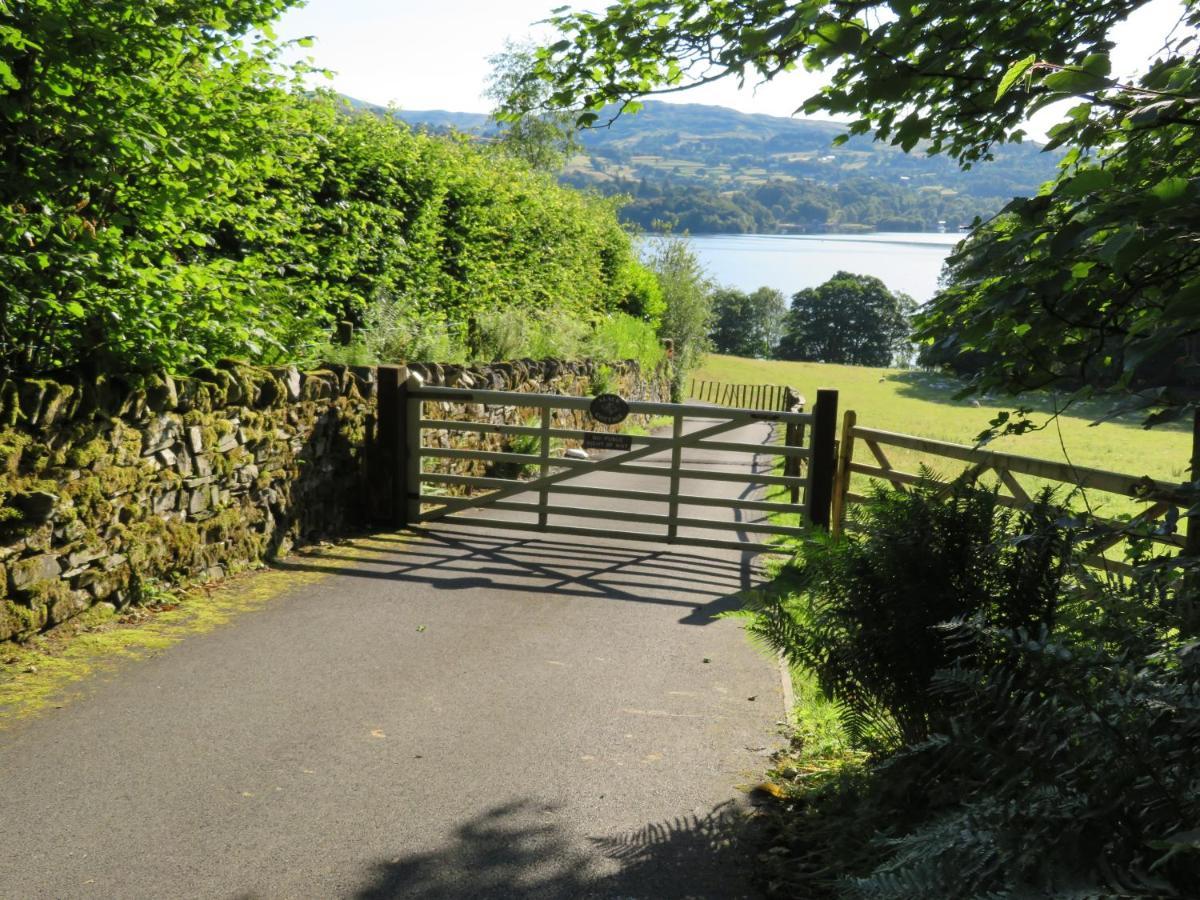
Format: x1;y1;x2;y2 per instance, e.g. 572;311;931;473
351;797;762;899
270;527;766;626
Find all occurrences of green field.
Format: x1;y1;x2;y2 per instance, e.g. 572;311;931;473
694;354;1192;522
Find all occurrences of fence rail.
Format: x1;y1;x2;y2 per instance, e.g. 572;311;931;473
688;378;793;411
832;413;1191;573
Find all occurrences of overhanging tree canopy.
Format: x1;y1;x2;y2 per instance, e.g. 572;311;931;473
523;0;1200;423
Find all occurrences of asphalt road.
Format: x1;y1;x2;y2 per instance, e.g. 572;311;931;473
0;417;788;899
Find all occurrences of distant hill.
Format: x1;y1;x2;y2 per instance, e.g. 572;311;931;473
362;99;1059;234
385;108;491;133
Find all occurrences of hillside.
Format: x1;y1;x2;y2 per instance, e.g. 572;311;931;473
384;100;1060;234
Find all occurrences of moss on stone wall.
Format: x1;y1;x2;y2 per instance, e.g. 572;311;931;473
0;364;372;643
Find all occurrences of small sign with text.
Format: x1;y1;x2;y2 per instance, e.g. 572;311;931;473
582;432;633;452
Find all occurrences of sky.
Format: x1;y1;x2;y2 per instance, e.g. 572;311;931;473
275;0;1188;137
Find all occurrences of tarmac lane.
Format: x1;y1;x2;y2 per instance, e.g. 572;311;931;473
0;417;789;899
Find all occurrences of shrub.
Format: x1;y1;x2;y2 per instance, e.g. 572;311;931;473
746;478;1200;898
842;619;1200;898
470;308;592;362
589;364;616;396
587;312;666;375
314;294;468;366
742;475;1071;748
0;3;657;378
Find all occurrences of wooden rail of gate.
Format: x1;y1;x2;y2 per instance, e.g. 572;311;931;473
380;374;840;554
831;413;1189;573
688;378;792;411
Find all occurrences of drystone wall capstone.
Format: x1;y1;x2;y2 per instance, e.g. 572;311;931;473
0;358;668;643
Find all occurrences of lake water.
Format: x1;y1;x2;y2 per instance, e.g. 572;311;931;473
681;232;964;303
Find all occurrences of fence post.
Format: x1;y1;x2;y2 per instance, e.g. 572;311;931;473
831;410;857;539
805;389;839;529
785;390;806;505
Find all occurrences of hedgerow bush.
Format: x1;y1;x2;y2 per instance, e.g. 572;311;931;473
0;1;658;379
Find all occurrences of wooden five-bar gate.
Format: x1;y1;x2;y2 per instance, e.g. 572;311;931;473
374;369;840;555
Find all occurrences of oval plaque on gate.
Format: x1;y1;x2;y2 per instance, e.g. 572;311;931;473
589;393;630;425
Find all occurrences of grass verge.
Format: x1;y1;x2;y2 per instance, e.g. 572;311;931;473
740;561;871;897
0;536;402;725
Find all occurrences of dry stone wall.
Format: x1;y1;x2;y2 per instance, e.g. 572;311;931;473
0;358;668;643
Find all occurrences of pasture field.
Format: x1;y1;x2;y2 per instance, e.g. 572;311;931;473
694;354;1192;523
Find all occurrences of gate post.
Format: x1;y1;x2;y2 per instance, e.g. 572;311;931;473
805;389;839;529
831;410;857;539
402;371;424;526
375;365;406;526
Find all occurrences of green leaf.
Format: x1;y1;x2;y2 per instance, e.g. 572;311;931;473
996;54;1036;101
1058;167;1113;198
1149;176;1189;204
1042;67;1108;94
0;59;18;90
1080;53;1111;78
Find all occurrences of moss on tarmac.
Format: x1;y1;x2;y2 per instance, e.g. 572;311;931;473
0;536;403;725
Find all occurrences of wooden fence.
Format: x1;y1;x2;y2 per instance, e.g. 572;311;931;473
688;378;792;411
831;411;1191;573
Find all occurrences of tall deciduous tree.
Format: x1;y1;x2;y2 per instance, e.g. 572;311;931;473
645;235;713;398
486;40;580;172
522;0;1200;422
710;286;786;358
777;272;915;367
